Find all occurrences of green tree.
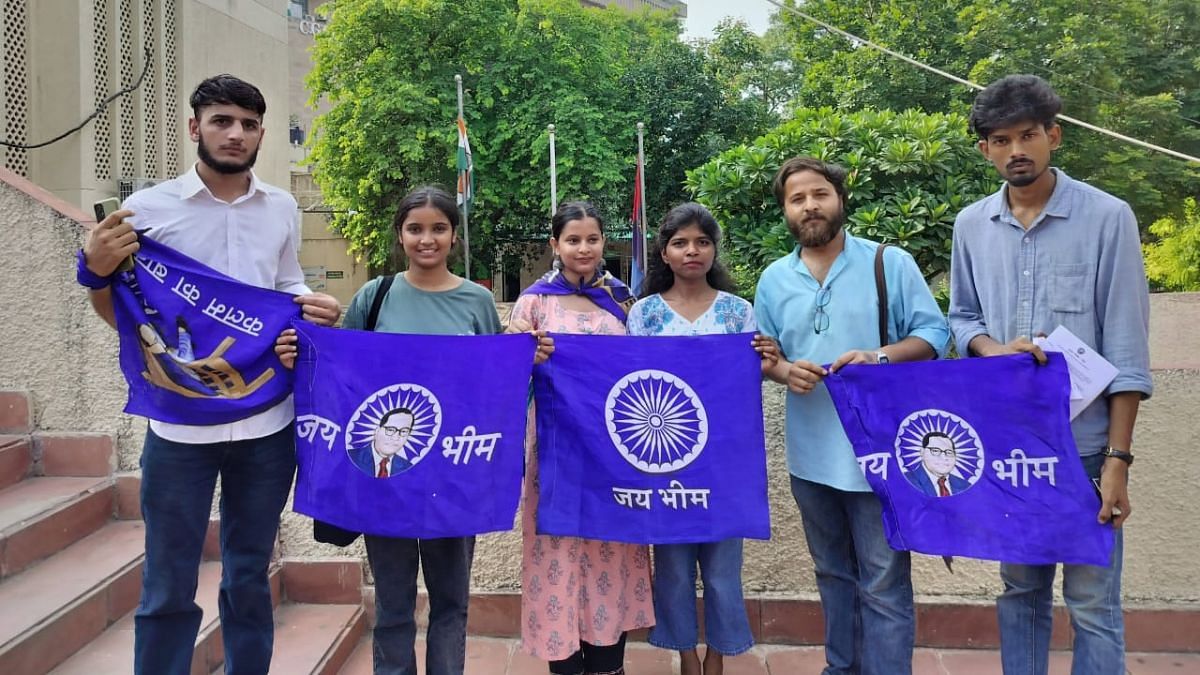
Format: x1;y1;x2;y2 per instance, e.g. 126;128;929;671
700;18;797;116
618;39;775;229
1144;197;1200;291
773;0;1200;229
307;0;759;274
686;108;996;297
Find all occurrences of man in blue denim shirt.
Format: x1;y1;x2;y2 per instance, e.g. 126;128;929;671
757;157;949;675
949;74;1153;675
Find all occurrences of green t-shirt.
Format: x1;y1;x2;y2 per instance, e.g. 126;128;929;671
342;273;501;336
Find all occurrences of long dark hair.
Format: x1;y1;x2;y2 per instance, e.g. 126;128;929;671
640;202;736;298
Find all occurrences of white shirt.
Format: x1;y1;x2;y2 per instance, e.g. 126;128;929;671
123;164;308;444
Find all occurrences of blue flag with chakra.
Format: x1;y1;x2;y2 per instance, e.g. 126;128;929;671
110;236;300;425
291;322;535;538
824;354;1113;566
533;333;770;544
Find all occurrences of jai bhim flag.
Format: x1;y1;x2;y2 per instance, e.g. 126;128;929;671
291;322;535;538
825;354;1114;566
533;333;770;544
109;236;300;424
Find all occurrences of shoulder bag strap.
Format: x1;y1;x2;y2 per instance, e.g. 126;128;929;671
366;273;396;332
874;244;890;347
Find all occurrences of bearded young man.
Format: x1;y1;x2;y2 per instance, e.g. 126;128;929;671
754;157;949;675
80;74;341;674
948;74;1152;675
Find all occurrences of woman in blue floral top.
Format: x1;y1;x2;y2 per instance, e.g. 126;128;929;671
626;203;777;675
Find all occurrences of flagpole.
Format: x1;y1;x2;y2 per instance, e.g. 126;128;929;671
456;74;471;280
636;122;647;273
548;124;557;216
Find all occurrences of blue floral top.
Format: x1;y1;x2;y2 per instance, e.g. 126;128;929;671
626;291;757;336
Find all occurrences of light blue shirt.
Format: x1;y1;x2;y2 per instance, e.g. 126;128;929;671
755;235;950;491
626;291;756;336
948;169;1152;456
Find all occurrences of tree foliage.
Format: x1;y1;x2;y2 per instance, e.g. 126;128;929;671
774;0;1200;229
1144;197;1200;291
306;0;769;272
687;108;996;296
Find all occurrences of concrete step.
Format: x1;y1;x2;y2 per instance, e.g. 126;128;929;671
0;520;143;674
0;435;32;491
211;603;364;675
0;391;31;434
48;561;221;675
0;475;114;578
49;562;285;675
35;432;114;477
339;635;517;675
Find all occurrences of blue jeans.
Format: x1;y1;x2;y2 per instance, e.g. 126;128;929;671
998;453;1124;675
790;475;914;675
134;424;297;675
364;535;475;675
648;539;754;655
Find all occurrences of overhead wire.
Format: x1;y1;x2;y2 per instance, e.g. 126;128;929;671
760;0;1200;164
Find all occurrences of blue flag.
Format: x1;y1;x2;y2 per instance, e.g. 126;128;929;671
291;322;535;538
533;333;770;544
110;236;300;425
824;354;1113;566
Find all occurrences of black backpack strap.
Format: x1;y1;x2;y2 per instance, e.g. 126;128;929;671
366;274;396;332
874;244;890;347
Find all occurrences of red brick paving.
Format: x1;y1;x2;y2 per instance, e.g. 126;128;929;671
339;637;1200;674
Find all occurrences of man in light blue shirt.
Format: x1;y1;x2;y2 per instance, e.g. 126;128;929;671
755;157;949;675
949;74;1152;675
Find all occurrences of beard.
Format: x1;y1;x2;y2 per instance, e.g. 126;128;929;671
197;136;259;175
787;204;846;248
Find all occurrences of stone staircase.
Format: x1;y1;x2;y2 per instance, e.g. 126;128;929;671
0;391;369;674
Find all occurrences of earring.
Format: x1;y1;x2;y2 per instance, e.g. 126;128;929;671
552;255;563;271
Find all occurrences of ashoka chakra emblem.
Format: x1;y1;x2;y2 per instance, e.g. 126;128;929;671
605;369;708;473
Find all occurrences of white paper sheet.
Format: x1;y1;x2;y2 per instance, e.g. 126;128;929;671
1035;326;1119;420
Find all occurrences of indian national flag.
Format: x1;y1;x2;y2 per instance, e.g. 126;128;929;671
456;116;474;208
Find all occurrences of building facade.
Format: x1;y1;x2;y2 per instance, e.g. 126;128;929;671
0;0;293;209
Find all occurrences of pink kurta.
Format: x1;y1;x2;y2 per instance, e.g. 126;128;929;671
513;294;655;660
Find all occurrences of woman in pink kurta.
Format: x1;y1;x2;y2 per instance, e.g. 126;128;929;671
510;201;653;674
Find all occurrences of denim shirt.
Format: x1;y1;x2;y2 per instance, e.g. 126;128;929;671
755;235;950;491
948;169;1153;456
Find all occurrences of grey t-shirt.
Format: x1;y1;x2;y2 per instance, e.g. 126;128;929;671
342;273;501;336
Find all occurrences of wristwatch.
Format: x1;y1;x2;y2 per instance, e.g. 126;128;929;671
1101;446;1134;466
875;351;889;364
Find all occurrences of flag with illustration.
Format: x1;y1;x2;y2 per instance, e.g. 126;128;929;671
110;235;300;424
824;354;1114;566
290;322;534;538
533;333;770;544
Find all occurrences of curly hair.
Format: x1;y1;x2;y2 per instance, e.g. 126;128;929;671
639;202;736;298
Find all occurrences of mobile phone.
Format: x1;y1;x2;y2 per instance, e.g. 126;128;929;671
92;198;134;272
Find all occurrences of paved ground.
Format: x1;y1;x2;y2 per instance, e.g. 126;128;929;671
339;636;1200;674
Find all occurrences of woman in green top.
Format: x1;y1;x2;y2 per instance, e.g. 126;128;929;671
278;186;548;674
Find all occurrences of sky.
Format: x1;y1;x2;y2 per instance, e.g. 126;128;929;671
681;0;774;41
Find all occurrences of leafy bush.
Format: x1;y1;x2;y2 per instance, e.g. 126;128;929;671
686;108;996;296
1144;197;1200;291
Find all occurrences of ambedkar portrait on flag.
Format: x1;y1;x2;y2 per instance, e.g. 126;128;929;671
290;322;534;539
532;333;770;544
825;354;1113;566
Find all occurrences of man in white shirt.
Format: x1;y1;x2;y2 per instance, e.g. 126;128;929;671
80;74;340;675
